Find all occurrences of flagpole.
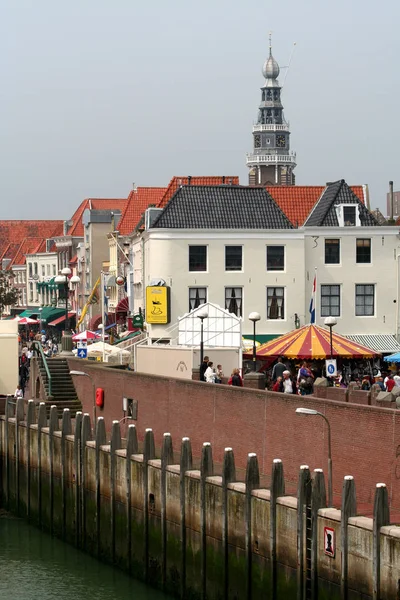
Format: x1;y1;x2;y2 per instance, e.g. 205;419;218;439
314;267;317;325
101;270;105;363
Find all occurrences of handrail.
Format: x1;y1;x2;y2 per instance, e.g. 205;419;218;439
32;341;52;396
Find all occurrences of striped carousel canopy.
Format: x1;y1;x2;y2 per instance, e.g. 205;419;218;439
250;324;379;360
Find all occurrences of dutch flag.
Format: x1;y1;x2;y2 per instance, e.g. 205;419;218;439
309;273;316;324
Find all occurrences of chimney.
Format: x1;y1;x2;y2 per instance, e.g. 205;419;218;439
389;181;394;222
222;176;225;184
187;176;192;186
111;211;115;232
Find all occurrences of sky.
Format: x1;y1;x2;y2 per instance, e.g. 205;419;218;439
1;0;399;219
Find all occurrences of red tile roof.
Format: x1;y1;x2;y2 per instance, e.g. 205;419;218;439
9;237;45;267
0;220;63;243
66;198;128;237
118;187;167;235
266;185;366;226
157;176;240;208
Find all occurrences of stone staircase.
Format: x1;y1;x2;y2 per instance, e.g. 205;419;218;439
38;355;82;417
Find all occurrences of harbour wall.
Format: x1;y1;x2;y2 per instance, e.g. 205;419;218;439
67;359;400;512
2;398;400;599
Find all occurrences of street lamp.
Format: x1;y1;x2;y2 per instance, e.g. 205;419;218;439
324;316;337;360
38;307;43;333
55;268;81;355
248;312;261;372
70;370;96;425
197;309;208;366
296;407;333;507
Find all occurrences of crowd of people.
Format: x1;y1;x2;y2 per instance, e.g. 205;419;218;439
270;357;315;395
199;356;244;386
17;329;59;398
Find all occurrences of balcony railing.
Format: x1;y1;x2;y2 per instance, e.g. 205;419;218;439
252;123;289;132
246;153;297;165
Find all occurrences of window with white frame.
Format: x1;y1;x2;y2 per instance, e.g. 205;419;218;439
267;287;285;319
356;239;371;264
29;282;33;302
266;245;285;271
321;285;340;317
325;239;340;264
355;284;375;316
41;265;45;276
189;287;207;311
52;264;56;276
189;246;207;272
47;264;50;275
225;287;242;317
225;246;242;271
28;263;32;278
22;289;26;306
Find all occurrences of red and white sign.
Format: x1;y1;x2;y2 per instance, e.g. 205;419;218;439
324;526;335;557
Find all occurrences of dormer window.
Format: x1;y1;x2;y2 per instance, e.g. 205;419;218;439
335;204;360;227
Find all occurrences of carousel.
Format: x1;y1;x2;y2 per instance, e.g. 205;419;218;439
245;324;380;384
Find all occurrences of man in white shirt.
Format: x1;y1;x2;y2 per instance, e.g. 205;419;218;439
282;371;296;394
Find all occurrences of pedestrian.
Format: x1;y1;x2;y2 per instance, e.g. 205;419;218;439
215;364;223;384
41;332;46;345
361;375;371;391
376;377;385;392
385;373;396;392
205;361;216;383
14;385;24;399
279;370;297;394
200;355;209;382
228;368;243;387
297;361;314;396
272;376;282;392
394;372;400;387
272;356;286;382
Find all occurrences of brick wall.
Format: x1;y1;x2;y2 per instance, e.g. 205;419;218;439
68;358;400;512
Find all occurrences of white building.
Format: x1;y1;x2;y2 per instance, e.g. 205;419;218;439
128;181;400;353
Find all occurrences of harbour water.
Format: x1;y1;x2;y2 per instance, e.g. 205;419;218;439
0;514;170;600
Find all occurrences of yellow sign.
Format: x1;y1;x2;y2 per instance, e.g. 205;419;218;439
146;286;170;324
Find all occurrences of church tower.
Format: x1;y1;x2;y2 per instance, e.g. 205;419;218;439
247;36;296;186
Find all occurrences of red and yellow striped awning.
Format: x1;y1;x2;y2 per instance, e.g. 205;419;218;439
249;325;379;360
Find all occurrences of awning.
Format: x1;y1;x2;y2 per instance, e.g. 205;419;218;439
116;297;129;313
23;307;66;324
48;312;76;326
345;334;400;354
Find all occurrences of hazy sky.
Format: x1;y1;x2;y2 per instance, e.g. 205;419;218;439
1;0;399;219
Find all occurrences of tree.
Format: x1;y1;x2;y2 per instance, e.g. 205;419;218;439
0;271;20;318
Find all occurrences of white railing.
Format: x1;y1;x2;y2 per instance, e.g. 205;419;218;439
246;153;297;165
252;123;289;132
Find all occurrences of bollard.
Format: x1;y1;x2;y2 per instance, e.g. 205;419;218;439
245;453;260;600
222;447;236;600
200;442;214;600
95;417;107;558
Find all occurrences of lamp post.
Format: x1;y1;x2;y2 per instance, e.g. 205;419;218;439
197;309;208;366
248;312;261;372
38;307;43;333
55;268;80;355
296;407;333;506
324;316;337;360
70;370;96;425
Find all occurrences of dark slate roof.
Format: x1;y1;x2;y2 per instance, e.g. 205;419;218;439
151;185;293;229
305;180;379;227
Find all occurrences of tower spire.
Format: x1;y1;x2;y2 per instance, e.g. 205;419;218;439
246;38;296;186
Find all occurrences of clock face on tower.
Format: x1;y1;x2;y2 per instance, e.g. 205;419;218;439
276;135;286;148
254;135;261;148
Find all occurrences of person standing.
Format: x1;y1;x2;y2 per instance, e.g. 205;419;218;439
228;368;243;387
279;371;297;394
272;357;286;382
386;374;396;392
205;361;216;383
215;364;223;384
272;376;282;392
200;356;209;382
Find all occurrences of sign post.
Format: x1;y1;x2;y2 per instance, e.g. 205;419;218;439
77;341;88;359
325;359;337;378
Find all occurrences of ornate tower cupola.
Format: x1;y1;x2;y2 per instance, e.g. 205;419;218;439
247;35;296;186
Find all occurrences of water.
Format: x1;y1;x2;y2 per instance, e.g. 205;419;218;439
0;515;170;600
